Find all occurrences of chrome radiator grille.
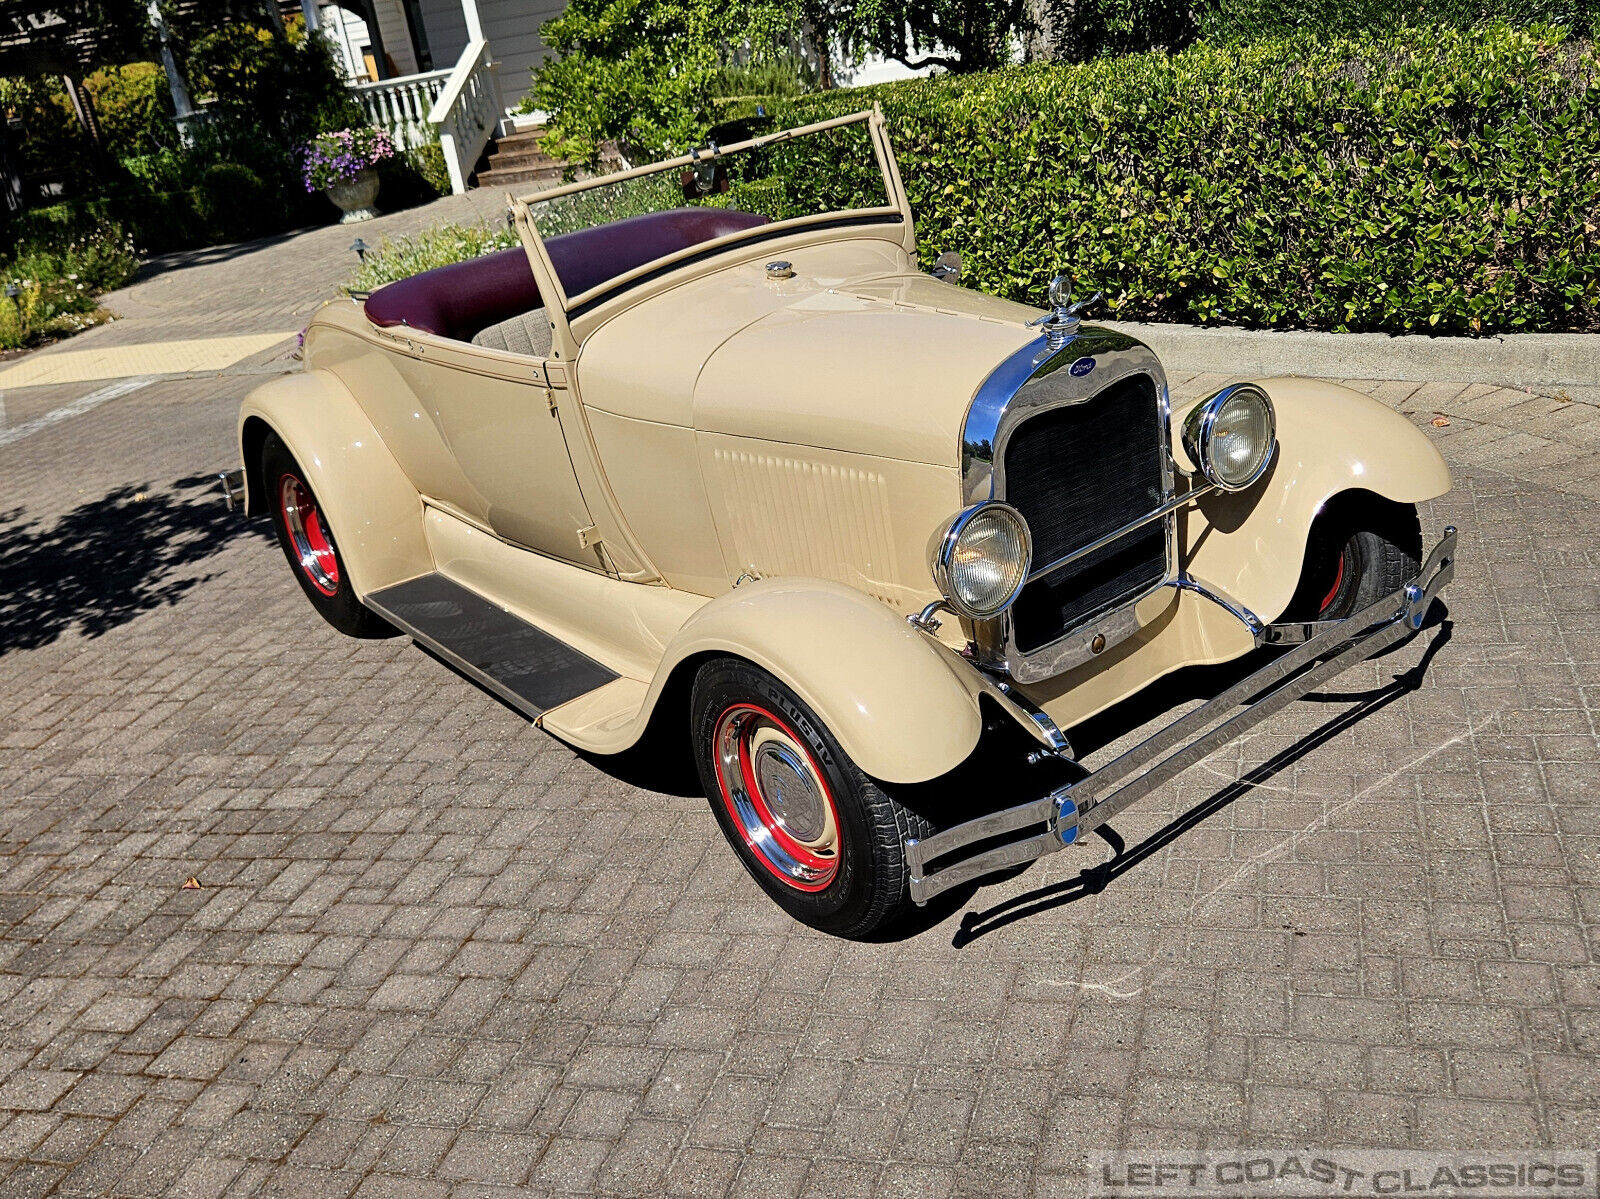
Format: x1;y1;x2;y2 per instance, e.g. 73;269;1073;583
1002;376;1169;654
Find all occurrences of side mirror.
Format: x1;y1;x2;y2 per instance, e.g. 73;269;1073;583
931;250;962;285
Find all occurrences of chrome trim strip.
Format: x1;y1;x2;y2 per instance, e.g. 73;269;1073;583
906;527;1457;905
991;680;1074;758
960;325;1179;684
1167;574;1265;638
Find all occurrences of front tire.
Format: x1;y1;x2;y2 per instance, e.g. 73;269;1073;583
1283;493;1423;622
261;432;395;639
690;657;931;938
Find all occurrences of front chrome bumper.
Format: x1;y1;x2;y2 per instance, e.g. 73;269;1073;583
906;526;1457;906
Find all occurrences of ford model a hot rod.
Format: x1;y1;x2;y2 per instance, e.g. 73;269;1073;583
235;111;1456;937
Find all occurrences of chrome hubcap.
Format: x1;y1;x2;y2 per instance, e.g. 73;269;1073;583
713;704;840;892
278;474;339;597
753;738;827;843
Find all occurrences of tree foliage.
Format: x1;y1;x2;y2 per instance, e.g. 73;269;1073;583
529;0;810;162
844;0;1030;73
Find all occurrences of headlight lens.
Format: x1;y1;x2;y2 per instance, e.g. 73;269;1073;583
1182;383;1277;491
931;502;1032;620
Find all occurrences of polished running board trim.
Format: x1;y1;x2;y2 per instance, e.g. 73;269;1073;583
364;573;619;719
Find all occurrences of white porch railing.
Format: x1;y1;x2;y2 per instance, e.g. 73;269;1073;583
427;39;503;195
352;68;453;151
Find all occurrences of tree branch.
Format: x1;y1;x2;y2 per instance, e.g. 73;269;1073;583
889;49;959;70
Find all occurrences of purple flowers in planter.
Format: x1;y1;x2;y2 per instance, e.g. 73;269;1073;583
299;127;397;192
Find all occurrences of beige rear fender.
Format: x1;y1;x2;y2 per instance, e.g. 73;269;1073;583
238;370;432;598
1180;377;1451;622
635;578;1019;786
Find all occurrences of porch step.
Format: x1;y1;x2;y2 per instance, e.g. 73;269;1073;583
492;128;551;150
476;163;568;191
486;144;563;171
468;127;625;193
472;123;562;192
363;573;619;719
484;134;563;171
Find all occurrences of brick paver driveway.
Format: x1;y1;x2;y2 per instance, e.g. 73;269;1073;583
0;205;1596;1197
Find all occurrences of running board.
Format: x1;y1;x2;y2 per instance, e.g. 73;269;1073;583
364;573;619;719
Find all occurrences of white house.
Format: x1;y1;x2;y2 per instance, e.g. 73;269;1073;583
313;0;558;111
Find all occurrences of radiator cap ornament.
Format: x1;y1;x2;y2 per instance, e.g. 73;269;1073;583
1027;276;1102;351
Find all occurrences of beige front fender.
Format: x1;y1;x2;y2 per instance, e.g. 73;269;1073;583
642;579;1018;785
1181;377;1452;622
238;370;431;598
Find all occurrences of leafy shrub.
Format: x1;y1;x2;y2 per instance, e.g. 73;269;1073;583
15;178;292;255
1044;0;1197;60
776;24;1600;334
405;142;452;197
525;0;808;163
119;148;195;192
1197;0;1598;41
185;19;362;148
194;162;269;239
348;223;520;292
1039;0;1595;59
0;75;102;193
82;62;170;155
0;221;138;350
707;55;817;98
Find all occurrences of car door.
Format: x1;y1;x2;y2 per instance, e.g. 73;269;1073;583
383;334;605;571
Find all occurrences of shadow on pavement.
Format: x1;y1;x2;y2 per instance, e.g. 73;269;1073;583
128;229;316;286
0;472;270;655
947;612;1454;947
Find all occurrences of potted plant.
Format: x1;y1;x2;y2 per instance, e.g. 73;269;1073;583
300;127;396;223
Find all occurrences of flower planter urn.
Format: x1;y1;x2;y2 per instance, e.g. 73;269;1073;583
326;167;380;223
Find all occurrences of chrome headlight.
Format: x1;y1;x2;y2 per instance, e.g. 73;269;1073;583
1182;383;1277;491
930;502;1032;620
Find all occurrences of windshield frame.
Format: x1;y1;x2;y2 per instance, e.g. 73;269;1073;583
510;109;912;321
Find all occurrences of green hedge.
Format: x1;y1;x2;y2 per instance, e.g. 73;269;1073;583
779;24;1600;335
1197;0;1598;41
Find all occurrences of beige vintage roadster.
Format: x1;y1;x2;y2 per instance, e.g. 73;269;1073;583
232;110;1456;937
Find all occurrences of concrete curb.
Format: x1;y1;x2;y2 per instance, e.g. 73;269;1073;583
1102;321;1600;395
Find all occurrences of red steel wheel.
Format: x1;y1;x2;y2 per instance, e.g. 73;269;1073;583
277;473;341;597
712;703;842;892
690;657;934;938
260;430;395;639
1316;538;1353;617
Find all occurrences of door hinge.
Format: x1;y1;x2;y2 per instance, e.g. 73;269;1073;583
544;388;557;415
576;524;601;549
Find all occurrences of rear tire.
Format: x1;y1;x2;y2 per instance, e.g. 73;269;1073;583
1283;493;1422;622
690;657;931;939
261;432;395;639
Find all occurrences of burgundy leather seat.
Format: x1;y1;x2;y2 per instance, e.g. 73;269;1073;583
364;208;769;342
